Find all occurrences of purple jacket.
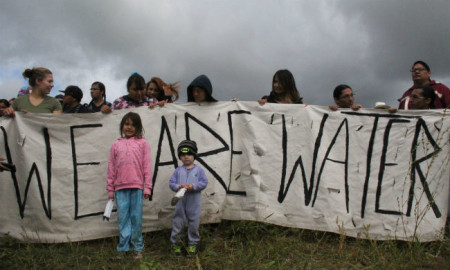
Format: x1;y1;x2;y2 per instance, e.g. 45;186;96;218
107;137;152;198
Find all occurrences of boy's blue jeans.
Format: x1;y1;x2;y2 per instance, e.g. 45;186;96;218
115;188;143;252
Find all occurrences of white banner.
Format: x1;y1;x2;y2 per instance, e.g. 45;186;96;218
0;102;448;242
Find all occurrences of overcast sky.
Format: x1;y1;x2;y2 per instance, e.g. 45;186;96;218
1;0;449;107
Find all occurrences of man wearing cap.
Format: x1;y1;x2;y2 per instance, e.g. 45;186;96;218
398;60;450;110
61;85;92;113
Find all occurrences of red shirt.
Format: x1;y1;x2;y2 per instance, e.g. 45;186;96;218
398;80;450;109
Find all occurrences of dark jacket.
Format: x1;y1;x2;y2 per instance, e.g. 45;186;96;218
63;103;92;113
187;75;217;102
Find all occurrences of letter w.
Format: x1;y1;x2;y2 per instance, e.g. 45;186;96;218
1;126;52;219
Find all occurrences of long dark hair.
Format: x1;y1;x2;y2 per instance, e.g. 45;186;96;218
127;73;145;91
92;81;106;101
120;112;144;138
271;69;302;103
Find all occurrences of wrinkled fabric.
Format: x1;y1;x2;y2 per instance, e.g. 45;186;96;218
115;189;143;252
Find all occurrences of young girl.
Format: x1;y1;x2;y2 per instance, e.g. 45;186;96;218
111;73;150;110
107;112;152;258
3;67;62;117
258;69;304;105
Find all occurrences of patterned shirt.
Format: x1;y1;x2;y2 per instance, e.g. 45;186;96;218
111;95;150;110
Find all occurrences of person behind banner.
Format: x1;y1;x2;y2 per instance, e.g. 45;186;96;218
389;85;436;113
398;60;450;110
258;69;304;105
187;74;217;103
112;73;150;110
0;99;10;117
3;67;62;117
61;86;93;113
87;81;112;113
329;84;362;111
169;140;208;256
106;112;152;259
146;77;180;108
408;85;436;110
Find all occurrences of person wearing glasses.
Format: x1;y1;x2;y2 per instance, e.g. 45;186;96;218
407;85;436;110
398;61;450;110
329;84;362;111
87;81;112;113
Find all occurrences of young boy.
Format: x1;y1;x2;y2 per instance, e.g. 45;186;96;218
169;140;208;256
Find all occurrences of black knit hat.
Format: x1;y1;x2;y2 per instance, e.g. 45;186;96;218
177;140;198;158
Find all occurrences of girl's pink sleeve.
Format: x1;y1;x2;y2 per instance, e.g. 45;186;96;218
106;143;117;198
142;140;153;195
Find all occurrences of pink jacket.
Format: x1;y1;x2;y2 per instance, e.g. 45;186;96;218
106;137;152;198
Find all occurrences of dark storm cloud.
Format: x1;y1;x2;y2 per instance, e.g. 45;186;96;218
0;0;449;107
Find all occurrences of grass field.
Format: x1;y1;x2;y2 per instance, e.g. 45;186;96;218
1;220;449;270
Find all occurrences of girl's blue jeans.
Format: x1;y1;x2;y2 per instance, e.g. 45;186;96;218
115;188;143;252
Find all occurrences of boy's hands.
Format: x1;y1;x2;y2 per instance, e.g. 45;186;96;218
178;184;193;191
144;194;149;199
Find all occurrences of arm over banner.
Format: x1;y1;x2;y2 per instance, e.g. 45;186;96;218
0;102;448;242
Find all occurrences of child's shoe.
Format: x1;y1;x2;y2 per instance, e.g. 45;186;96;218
186;245;198;256
172;244;183;256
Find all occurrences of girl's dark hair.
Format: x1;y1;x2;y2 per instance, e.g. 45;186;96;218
127;73;145;91
333;84;352;99
0;99;9;107
120;112;144;138
92;81;106;101
272;69;303;103
22;67;52;87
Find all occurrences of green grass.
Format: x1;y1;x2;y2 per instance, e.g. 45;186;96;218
1;220;449;269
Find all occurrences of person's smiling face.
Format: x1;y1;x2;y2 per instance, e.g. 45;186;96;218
122;118;136;138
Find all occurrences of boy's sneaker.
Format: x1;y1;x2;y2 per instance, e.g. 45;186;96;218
186;245;198;256
172;244;183;256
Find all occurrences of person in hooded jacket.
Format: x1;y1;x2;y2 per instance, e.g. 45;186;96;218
187;75;217;103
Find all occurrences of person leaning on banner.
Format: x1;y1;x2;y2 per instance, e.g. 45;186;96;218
2;67;62;117
112;73;151;110
187;74;218;103
87;81;112;113
398;60;450;110
328;84;362;111
61;86;93;113
258;69;304;105
388;85;436;113
0;99;10;117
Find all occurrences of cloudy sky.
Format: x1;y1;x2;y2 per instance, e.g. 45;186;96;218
1;0;449;107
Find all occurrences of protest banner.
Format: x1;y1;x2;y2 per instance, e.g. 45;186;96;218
0;102;448;242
